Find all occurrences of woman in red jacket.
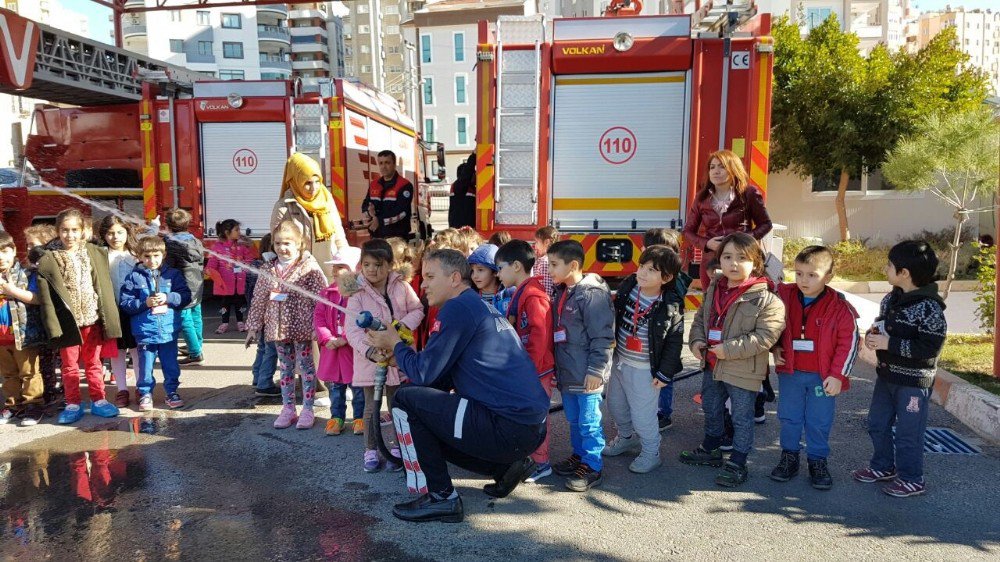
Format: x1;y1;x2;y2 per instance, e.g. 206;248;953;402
684;150;773;289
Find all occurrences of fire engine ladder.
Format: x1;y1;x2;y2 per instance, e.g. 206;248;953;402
0;16;203;105
691;1;758;37
291;97;329;176
494;15;545;225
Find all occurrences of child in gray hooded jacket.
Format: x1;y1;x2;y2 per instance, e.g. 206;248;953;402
548;240;615;493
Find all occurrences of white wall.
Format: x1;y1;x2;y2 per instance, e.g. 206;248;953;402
145;7;262;79
765;169;993;244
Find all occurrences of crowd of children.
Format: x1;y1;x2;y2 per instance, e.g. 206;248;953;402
0;204;949;499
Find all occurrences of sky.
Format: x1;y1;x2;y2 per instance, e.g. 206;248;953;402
56;0;1000;45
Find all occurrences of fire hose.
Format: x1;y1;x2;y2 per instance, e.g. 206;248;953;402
356;311;414;464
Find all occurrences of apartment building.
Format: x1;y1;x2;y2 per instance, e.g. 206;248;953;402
1;0;89;167
342;0;425;103
917;8;1000;95
121;1;342;85
757;0;909;53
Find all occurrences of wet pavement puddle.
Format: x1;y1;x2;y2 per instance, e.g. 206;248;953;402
0;414;420;561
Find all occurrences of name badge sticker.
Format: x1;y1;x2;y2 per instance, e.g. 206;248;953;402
554;329;567;343
151;304;168;315
792;339;815;352
708;329;723;342
270;292;288;302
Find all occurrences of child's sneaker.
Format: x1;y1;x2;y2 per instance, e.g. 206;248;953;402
296;408;315;429
274;405;298;429
0;409;14;424
114;390;130;408
719;434;734;451
363;449;383;473
882;477;926;498
808;458;833;490
314;396;332;408
91;400;120;418
138;393;154;412
215;323;229;334
524;462;552;483
628;453;662;474
770;450;800;482
326;418;345;436
657;413;673;431
386;447;404;472
564;463;603;492
20;406;44;427
851;466;897;483
58;404;84;424
715;460;749;487
552;454;581;476
679;446;724;467
165;393;185;409
237;321;247;332
352;418;365;435
602;434;641;457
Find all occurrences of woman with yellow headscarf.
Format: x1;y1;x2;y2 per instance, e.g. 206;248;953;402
270;153;349;266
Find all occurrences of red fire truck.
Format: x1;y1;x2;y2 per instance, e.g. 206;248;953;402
474;6;774;289
0;7;431;249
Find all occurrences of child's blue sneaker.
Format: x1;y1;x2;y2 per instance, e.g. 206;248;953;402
525;462;552;483
57;405;84;425
90;400;120;418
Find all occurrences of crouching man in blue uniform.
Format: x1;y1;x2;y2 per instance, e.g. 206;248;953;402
367;248;549;523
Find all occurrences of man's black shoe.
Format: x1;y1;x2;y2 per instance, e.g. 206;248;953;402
255;386;282;397
483;457;536;498
392;493;464;523
178;354;204;366
808;458;833;490
553;454;581;476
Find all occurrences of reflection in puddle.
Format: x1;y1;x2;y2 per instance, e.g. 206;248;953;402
0;414;414;561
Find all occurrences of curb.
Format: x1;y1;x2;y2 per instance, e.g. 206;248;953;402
931;367;1000;446
830;280;978;294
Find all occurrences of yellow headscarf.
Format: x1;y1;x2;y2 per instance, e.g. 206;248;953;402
280;153;337;241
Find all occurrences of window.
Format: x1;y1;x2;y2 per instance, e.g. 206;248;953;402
169;39;183;53
424;117;435;143
811;168;895;194
423;77;434;105
221;13;241;29
454;74;467;104
421;34;432;63
219;69;245;80
454;32;465;62
362;65;372;73
358;4;369;13
359;24;370;34
170;10;181;22
196;10;210;25
388;65;403;73
361;45;370;54
385;5;399;15
223;42;244;59
456;116;469;146
388;46;401;54
198;41;212;55
386;25;400;34
805;8;832;31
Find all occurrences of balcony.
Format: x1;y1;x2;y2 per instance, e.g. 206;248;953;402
851;24;883;39
257;5;288;17
292;42;328;54
289;9;326;20
258;25;291;44
122;23;146;38
292;59;331;72
187;52;216;64
290;26;328;38
260;55;292;71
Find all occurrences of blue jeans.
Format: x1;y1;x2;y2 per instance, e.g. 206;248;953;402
136;340;180;396
657;382;674;418
778;372;836;460
179;304;203;356
330;382;366;420
868;376;931;482
562;392;605;472
701;369;757;465
251;335;278;390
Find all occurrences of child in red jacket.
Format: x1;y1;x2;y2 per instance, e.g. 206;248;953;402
771;246;860;490
495;239;554;483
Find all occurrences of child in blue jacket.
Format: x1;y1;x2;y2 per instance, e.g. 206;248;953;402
120;236;191;411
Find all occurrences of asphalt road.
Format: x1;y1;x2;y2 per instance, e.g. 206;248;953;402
1;319;998;561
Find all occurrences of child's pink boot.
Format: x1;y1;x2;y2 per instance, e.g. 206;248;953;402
274;405;298;429
296;408;315;430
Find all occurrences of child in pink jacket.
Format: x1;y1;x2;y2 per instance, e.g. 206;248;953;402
315;246;365;437
206;219;256;333
344;239;424;473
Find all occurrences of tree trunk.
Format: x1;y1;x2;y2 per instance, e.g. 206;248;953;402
835;168;851;242
943;212;967;300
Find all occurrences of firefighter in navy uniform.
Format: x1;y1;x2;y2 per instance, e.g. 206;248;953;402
362;149;414;239
367;249;549;523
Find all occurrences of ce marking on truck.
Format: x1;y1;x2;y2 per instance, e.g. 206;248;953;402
731;51;751;70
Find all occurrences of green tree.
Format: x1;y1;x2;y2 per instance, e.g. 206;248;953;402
771;17;988;241
882;107;1000;299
